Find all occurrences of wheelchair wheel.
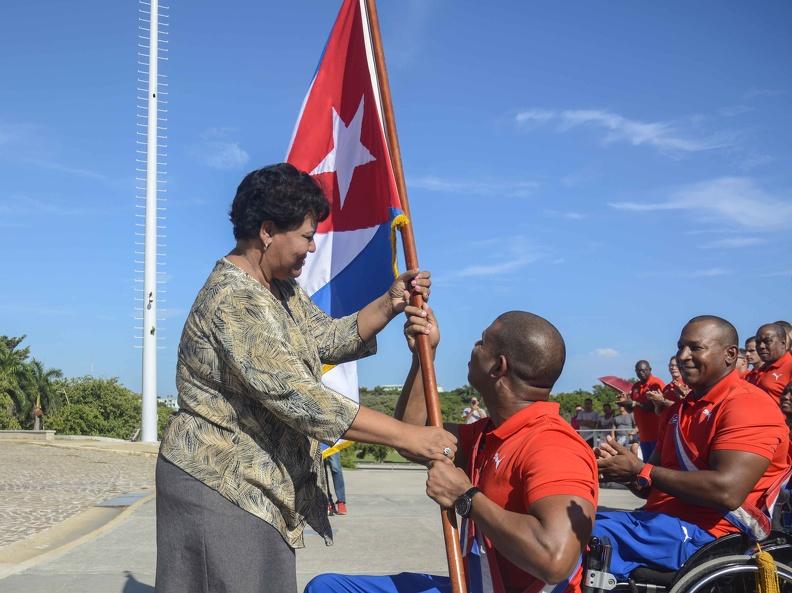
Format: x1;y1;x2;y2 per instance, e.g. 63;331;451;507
669;554;792;593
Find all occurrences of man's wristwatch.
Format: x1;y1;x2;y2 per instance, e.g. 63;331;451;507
454;487;481;518
636;463;654;488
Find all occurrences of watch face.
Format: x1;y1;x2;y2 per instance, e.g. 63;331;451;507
454;496;471;517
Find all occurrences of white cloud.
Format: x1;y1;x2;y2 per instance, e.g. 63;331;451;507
609;177;792;229
545;209;587;220
744;89;787;100
515;108;729;154
388;0;435;68
191;128;249;170
685;268;731;278
514;109;555;125
761;270;792;279
27;159;107;180
592;348;620;358
456;254;542;278
717;105;753;117
411;176;538;198
0;195;76;216
699;237;766;249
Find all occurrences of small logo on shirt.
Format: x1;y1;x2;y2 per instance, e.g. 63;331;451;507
681;525;692;543
772;372;784;381
493;452;503;469
701;408;713;421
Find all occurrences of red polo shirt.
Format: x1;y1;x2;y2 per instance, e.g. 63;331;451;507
631;375;666;442
755;351;792;405
459;402;598;593
744;368;761;385
644;371;789;537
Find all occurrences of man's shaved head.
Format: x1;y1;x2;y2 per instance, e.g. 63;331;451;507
489;311;566;390
687;315;739;347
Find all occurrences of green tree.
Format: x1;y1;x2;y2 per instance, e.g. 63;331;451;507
45;403;105;436
47;377;142;439
0;392;21;429
27;358;64;429
158;404;175;439
0;335;34;425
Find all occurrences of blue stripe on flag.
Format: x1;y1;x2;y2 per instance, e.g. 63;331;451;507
311;222;393;317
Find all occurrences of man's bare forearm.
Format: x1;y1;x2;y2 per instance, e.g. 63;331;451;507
395;354;428;426
650;465;759;510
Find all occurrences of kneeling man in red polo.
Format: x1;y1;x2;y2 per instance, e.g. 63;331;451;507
307;308;598;593
594;315;790;580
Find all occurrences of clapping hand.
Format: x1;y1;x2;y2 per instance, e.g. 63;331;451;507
596;435;644;484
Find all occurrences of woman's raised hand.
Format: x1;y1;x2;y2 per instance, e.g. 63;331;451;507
403;303;439;352
387;270;431;317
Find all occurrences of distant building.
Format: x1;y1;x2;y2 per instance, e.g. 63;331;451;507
370;384;446;393
158;397;179;410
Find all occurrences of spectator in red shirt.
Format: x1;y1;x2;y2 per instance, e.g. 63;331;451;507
648;355;690;412
744;336;762;384
780;382;792;445
594;315;789;580
755;323;792;405
307;307;598;593
776;320;792;354
736;348;749;378
625;360;665;461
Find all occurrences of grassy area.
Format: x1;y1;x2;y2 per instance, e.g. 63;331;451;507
357;448;410;464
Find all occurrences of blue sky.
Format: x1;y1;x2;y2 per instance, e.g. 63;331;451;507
1;1;791;396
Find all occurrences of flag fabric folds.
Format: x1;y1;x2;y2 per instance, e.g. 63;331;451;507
287;0;403;404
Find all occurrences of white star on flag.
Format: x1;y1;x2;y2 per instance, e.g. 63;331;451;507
310;96;375;208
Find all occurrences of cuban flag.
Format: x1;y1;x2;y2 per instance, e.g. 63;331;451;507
287;0;403;403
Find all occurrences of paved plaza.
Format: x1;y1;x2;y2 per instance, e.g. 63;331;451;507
0;439;642;593
0;441;156;547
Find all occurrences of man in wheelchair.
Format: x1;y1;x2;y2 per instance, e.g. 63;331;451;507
592;315;791;587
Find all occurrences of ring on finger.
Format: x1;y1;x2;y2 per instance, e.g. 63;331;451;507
442;447;452;458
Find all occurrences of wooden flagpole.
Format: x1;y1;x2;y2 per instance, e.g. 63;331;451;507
363;1;468;591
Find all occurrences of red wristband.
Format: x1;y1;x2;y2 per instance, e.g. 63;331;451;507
637;463;654;488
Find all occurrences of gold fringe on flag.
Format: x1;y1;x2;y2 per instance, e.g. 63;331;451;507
390;214;409;278
756;542;780;593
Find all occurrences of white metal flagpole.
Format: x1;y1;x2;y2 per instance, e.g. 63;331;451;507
141;0;161;442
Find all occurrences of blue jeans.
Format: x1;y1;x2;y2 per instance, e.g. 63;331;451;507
593;511;715;580
326;452;346;502
305;572;451;593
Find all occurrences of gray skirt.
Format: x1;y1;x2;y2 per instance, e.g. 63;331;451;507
155;455;297;593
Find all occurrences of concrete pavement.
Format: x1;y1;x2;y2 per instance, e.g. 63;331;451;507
0;453;643;593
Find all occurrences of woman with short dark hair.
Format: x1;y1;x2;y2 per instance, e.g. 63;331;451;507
156;163;456;593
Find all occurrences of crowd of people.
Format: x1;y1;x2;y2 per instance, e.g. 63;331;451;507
572;320;792;460
156;163;792;593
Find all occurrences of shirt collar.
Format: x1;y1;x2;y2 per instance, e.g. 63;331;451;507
692;369;741;405
766;351;792;371
489;401;560;441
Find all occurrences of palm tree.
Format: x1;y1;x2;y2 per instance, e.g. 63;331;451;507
0;336;34;424
27;358;64;429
